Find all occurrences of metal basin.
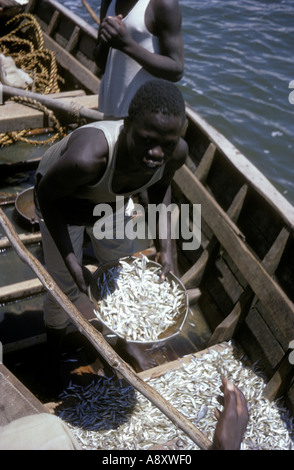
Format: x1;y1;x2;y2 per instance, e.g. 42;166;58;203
88;256;189;346
15;186;39;229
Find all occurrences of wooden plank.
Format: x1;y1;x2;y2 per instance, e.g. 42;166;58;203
185;105;294;230
138;342;230;381
195;143;216;182
0;278;45;302
174;164;294;348
0;363;48;426
0;101;43;133
0;94;98;133
262;353;294;401
66;25;80;53
180;184;247;287
42;32;100;95
215;256;244;303
0;232;41;249
3;334;47;354
208;227;291;346
245;308;285;369
24;0;37;13
0;264;98;302
26;0;98;39
46;9;60;36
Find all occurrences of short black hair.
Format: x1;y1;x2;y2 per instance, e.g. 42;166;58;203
128;79;186;125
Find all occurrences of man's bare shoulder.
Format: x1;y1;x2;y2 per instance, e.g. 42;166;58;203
162;137;188;179
65;127;109;174
151;0;181;16
174;137;188;164
150;0;182;34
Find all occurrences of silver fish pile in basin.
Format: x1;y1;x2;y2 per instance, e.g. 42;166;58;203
92;255;186;342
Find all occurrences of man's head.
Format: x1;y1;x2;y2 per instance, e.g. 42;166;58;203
128;79;186;127
124;80;186;172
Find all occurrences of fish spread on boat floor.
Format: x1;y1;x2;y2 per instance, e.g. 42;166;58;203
56;342;294;450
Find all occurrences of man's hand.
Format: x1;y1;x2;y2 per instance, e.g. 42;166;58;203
65;253;92;293
211;378;249;450
155;250;174;281
99;15;131;50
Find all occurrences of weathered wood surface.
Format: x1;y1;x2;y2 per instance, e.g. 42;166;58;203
0;363;48;426
0;87;100;132
208;226;291;346
185;105;294;229
174;163;294;350
0;232;41;249
138;342;229;381
0;264;97;302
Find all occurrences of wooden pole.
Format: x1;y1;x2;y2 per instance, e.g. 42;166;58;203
0;207;211;450
2;85;103;123
81;0;100;25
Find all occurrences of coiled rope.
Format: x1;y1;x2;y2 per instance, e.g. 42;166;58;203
0;13;66;146
1;96;65;146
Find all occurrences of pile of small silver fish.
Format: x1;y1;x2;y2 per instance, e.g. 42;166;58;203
56;342;294;450
93;256;186;342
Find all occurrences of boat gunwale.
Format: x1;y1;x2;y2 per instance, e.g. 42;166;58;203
185;104;294;230
25;0;98;39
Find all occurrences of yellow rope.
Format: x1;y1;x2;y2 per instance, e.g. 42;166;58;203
0;96;65;146
0;13;68;147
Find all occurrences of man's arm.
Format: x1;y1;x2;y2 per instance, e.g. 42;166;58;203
96;0;184;82
93;0;112;74
37;128;108;292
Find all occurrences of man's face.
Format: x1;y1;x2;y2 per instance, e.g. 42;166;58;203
125;111;183;173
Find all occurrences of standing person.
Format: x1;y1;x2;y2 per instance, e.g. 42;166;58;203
94;0;184;119
34;79;188;378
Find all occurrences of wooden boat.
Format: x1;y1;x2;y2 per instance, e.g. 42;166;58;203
0;0;293;441
25;0;100;95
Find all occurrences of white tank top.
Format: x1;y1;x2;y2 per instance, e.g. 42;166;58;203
98;0;160;118
35;120;165;204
